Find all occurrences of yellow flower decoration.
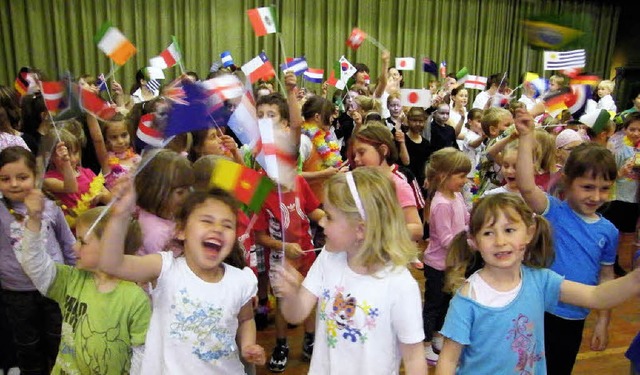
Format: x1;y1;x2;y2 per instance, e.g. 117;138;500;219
65;174;105;228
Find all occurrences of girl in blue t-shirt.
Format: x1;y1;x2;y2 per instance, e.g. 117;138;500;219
515;108;619;374
436;193;640;375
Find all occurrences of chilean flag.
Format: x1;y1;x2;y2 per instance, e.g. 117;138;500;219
241;52;276;84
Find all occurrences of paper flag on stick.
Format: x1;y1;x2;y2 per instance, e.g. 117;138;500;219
41;81;65;113
400;89;431;108
346;28;367;50
303;68;324;83
241;52;276;84
543;49;586;71
395;57;415;71
79;86;117;120
247;6;278;37
280;57;308;76
423;58;438;76
150;36;182;70
327;56;357;90
464;75;488;90
94;22;136;66
210;158;274;213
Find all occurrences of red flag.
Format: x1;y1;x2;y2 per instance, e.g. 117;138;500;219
80;87;117;120
346;28;367;50
41;81;64;112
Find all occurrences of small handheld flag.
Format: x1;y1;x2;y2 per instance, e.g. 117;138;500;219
523;20;583;50
96;73;107;92
439;61;447;78
280;57;308;76
136;113;164;148
327;56;357;90
210;158;274;213
423;58;438;76
41;81;65;112
400;89;432;108
543;49;586;71
150;37;182;70
456;67;469;85
346;28;367;50
14;67;31;96
247;6;278;37
303;68;324;84
464;75;488;90
220;51;234;68
241;52;276;84
79;86;117;120
94;22;136;66
395;57;416;71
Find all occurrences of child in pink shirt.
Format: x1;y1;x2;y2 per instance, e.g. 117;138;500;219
422;147;471;365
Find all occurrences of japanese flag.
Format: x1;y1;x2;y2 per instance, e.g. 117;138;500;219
400;89;431;108
395;57;416;71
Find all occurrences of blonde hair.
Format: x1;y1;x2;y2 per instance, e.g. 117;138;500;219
425;147;472;199
534;129;556;173
444;193;554;293
78;207;142;256
598;80;614;93
481;107;511;137
324;167;417;271
354;95;381;114
386;91;401;106
549;75;566;88
135;149;195;219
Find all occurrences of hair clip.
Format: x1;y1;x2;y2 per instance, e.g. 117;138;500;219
345;172;366;219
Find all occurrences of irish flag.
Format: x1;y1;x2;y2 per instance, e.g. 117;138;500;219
150;37;182;70
247;6;278;37
94;22;136;66
210;159;274;212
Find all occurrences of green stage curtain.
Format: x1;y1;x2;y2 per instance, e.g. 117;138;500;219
0;0;621;94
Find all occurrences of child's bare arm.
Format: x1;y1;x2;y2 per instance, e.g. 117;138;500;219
559;267;640;310
514;109;547;214
99;178;162;283
435;338;463;375
373;50;390;99
237;300;266;365
271;264;317;324
86;114;110;174
400;342;428;375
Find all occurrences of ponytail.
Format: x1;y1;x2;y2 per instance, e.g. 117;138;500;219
524;214;555;268
444;231;475;293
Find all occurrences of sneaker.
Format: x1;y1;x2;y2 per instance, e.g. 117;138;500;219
425;344;439;366
268;344;289;373
432;336;444;354
302;332;315;360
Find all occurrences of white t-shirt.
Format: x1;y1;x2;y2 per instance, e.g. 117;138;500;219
482;185;521;197
472;90;491;109
302;251;424;375
461;130;483;177
518;94;540;111
141;252;257;375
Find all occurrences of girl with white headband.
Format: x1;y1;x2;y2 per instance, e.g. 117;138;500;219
271;167;426;375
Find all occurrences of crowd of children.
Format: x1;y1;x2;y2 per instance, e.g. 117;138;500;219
2;51;640;375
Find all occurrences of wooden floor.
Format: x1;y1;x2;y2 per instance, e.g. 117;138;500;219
256;244;640;374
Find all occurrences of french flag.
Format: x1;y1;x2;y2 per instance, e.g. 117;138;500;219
303;68;324;84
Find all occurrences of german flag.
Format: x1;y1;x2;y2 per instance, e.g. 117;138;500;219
14;67;30;96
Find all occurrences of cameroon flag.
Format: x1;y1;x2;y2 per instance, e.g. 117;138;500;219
210;159;274;213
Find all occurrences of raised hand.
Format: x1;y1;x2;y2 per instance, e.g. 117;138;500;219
514;108;535;136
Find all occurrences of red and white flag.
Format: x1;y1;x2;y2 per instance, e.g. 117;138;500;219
346;28;367;50
150;37;181;69
256;118;297;188
79;87;117;120
400;89;431;108
136;113;164;148
200;74;245;101
241;52;276;84
303;68;324;84
395;57;416;71
464;75;488;90
41;81;64;112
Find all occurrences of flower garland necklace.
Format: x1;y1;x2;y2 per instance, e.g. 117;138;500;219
108;148;137;167
302;122;342;168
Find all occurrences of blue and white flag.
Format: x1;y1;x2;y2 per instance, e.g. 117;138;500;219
543;49;586;71
221;51;234;68
280;57;308;76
